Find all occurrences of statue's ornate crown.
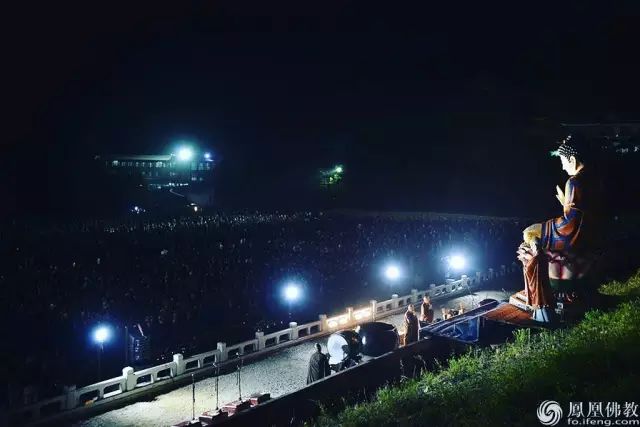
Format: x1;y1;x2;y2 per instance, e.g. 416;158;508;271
551;134;580;158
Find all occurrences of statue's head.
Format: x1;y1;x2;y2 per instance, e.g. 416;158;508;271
551;134;588;176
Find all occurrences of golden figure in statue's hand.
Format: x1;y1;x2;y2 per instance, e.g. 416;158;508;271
522;223;542;246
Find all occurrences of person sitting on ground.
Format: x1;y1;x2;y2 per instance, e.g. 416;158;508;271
403;304;420;345
420;295;434;324
306;343;331;384
458;302;465;315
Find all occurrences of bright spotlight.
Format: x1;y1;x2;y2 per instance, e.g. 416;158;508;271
334;165;343;174
177;147;193;161
384;264;401;281
283;283;301;302
204;152;212;160
93;325;111;344
449;255;466;270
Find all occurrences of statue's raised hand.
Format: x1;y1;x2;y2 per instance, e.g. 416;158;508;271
556;183;575;210
556;185;565;206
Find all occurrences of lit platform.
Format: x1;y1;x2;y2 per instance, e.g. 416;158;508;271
420;299;542;344
508;290;532;312
482;301;539;328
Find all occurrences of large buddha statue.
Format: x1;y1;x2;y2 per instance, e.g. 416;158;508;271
517;134;601;321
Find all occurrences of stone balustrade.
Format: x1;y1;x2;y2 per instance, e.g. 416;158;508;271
9;266;514;425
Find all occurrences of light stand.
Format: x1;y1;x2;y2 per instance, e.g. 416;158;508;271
236;359;243;401
124;325;129;366
97;343;103;381
213;363;220;412
191;373;196;421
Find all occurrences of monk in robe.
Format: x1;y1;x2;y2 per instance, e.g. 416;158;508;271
307;343;331;384
403;305;420;345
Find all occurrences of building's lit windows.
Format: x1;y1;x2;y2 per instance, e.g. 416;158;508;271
112;160;119;167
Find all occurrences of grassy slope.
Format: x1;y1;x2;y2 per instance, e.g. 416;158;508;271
317;270;640;427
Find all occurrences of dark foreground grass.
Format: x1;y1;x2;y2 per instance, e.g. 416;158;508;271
315;271;640;427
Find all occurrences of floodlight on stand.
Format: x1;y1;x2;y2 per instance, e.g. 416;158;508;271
384;264;401;281
177;147;194;161
91;324;112;382
282;281;303;320
449;255;466;270
93;325;111;345
283;283;301;302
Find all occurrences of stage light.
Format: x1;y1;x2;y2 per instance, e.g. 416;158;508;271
177;147;194;161
283;283;301;302
204;152;212;160
449;255;466;270
92;324;111;381
334;165;343;174
92;325;111;344
384;264;401;281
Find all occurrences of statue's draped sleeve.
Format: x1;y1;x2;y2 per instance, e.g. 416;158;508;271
540;175;584;252
523;252;554;308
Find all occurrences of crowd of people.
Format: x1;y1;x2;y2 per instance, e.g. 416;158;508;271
1;211;524;406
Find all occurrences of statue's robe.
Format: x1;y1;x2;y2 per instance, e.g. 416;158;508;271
522;249;554;308
521;167;601;315
540;167;601;281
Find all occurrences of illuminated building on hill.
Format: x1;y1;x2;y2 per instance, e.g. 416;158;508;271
97;149;215;188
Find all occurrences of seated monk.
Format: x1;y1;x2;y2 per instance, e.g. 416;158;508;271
518;134;601;321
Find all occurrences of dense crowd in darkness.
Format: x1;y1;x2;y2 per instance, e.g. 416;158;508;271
1;212;524;405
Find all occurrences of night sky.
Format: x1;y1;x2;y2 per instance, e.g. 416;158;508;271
3;2;640;219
